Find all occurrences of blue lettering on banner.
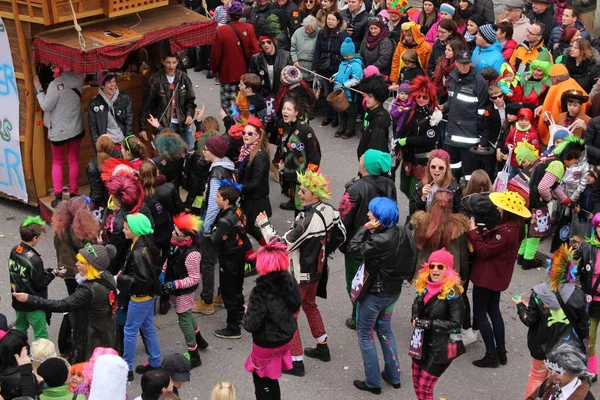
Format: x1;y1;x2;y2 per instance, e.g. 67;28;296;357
0;148;25;190
0;63;17;97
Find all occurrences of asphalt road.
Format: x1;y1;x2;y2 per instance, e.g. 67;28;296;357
1;69;600;400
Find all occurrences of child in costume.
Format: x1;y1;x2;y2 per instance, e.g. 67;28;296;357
163;213;209;367
389;81;413;135
332;37;364;139
542;89;591;139
504;108;541;177
497;63;519;98
9;216;56;340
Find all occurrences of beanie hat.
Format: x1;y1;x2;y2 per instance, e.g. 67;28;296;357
226;0;243;15
550;63;569;77
479;24;497;44
368;17;386;30
340;37;356;56
97;70;116;87
125;213;154;236
363;65;380;78
363;149;392;175
468;14;484;27
204;136;229;159
398;81;410;93
427;247;454;270
517;108;533;122
439;3;455;16
280;65;303;85
553;129;570;142
38;358;69;388
78;244;117;272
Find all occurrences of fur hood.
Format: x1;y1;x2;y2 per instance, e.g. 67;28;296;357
410;210;471;240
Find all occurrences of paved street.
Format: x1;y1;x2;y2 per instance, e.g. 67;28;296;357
1;69;599;400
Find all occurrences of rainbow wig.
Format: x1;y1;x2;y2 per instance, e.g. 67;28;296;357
546;244;577;292
173;213;202;236
105;175;144;214
256;238;290;275
296;170;331;200
368;197;399;228
414;262;463;300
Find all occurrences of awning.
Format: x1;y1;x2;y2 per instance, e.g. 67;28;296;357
32;5;216;74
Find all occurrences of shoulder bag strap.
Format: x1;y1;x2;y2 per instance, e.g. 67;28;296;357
555;289;586;341
228;23;250;68
313;207;328;269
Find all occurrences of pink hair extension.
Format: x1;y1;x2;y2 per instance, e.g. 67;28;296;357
593;213;600;229
256;238;290;276
83;347;118;384
51;196;88;237
106;175;144;214
71;209;100;242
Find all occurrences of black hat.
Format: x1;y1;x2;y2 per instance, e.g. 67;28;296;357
37;358;69;388
162;354;192;383
456;50;472;63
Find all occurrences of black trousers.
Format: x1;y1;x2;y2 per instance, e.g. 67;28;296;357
337;101;358;136
219;251;245;331
58;279;78;356
253;373;281;400
200;235;217;304
448;144;481;181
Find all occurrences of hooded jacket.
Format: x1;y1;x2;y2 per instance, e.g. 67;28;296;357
249;49;293;97
390;24;432;83
243;270;301;348
471;41;505;73
333;56;364;101
516;282;588;360
88;89;134;149
548;21;591;50
200;157;236;234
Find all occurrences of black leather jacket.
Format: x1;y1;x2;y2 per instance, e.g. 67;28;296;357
577;241;600;297
117;235;161;297
165;244;200;296
239;149;270;200
211;207;250;255
87;91;134;149
584;117;600;166
184;151;211;209
247;3;271;29
144;179;183;244
9;243;55;312
411;179;462;215
249;50;293;97
86;158;106;208
358;105;393;160
346;225;414;301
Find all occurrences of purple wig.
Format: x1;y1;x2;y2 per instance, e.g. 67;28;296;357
106;175;144;214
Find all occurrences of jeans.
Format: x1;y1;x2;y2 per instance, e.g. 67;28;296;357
199;235;217;304
472;285;505;354
123;298;162;371
357;293;401;389
344;256;362;323
170;122;195;150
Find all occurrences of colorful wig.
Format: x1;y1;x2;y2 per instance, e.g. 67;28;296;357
414;262;463;299
105;175;144;214
515;141;539;165
51;196;88;237
232;91;250;124
173;213;202;236
528;59;552;80
553;135;585;161
219;179;243;193
408;75;438;110
69;362;86;382
155;130;187;160
546;244;577;292
296;170;331;200
368;197;399;228
83;347;119;385
246;116;264;130
256;238;290;276
100;157;136;183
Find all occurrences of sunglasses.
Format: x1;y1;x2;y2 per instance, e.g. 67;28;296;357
430;165;445;170
416;95;429;100
368;16;382;22
544;360;565;376
490;94;504;100
260;40;273;45
429;263;446;270
242;130;256;136
123;134;135;152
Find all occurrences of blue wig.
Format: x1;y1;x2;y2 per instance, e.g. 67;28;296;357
368;197;399;228
219;179;243;193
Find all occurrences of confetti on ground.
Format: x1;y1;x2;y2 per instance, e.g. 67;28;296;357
344;366;349;370
0;234;5;238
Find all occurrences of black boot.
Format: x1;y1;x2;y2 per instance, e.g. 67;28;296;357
521;259;537;271
51;193;63;208
516;254;524;266
472;352;500;368
187;348;201;368
304;342;331;362
279;199;295;210
345;317;356;330
196;331;209;350
282;360;305;376
497;349;507;365
353;380;381;394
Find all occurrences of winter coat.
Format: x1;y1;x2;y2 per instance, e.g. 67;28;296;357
516;282;588;360
359;36;394;76
27;273;119;362
184;151;211;210
247;2;271;29
427;39;446;77
411;178;463;215
144;178;183;244
548;21;591;51
474;0;495;24
290;27;319;80
333;56;364;102
509;41;552;75
278;119;321;185
467;220;522;292
313;28;349;77
445;67;489;148
9;243;55;312
391;24;432;83
36;72;84;143
270;0;301;32
578;241;600;299
471;41;505;73
211;21;261;84
87;157;108;208
527;9;557;45
39;385;85;400
585;117;600;168
153;156;185;188
117;235;160;297
341;5;369;49
563;49;600;94
88;90;133;149
139;70;196;130
0;363;36;400
346;225;415;301
358;105;393;159
501;39;518;61
243;271;301;348
338;174;397;252
54;230;90;280
398;108;440;167
412;287;465;368
249;50;293;97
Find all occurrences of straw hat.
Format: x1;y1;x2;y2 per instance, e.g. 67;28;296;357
489;191;531;219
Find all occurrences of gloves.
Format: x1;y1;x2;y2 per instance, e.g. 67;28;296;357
162;281;176;295
398;138;407;146
45;268;57;277
414;318;432;330
562;198;573;207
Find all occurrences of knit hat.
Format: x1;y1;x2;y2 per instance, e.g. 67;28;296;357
226;0;243;15
468;14;484;28
204;136;229;158
340;37;356;56
125;213;154;236
37;358;69;387
489;191;532;218
439;3;455;16
363;149;392;175
97;70;116;87
550;63;569;77
398;81;410;93
427;247;454;270
517;108;533;122
162;354;192;383
479;24;497;44
280;66;303;85
368;16;386;30
424;0;440;8
363;65;380;78
553;129;570;143
78;244;117;272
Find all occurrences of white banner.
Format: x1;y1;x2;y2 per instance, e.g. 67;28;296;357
0;17;27;202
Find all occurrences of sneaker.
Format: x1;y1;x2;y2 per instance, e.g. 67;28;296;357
192;299;215;315
206;72;214;79
213;294;225;307
215;76;220;85
135;362;159;374
214;327;242;339
381;371;400;389
282;360;305;377
304;342;331;362
345;317;356;330
472;353;499;368
353;380;381;394
196;331;209;350
461;328;478;346
127;371;134;382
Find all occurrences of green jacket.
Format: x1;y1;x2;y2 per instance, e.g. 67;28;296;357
40;385;85;400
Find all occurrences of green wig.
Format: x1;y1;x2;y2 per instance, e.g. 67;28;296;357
552;135;585;160
527;59;551;81
155;130;187;160
296;170;331;200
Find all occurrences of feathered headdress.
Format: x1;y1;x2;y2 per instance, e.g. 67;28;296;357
105;175;144;214
408;76;437;110
546;244;577;291
219;179;243;192
297;170;331;200
173;213;202;236
552;135;585;160
100;158;137;183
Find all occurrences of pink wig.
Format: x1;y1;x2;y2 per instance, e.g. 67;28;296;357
256;239;290;276
72;209;100;242
429;149;450;163
106;175;144;214
52;196;88;237
593;213;600;230
83;347;118;384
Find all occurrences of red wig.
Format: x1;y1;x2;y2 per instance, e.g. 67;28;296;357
72;209;100;242
173;213;202;236
558;26;579;44
100;157;137;183
51;196;88;237
409;76;438;109
256;238;290;276
246;116;264;130
106;175;144;214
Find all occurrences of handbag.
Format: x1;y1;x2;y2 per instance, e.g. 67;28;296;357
507;172;530;208
493;147;513;193
545;111;577;145
446;333;466;361
350;263;369;303
530;207;552;238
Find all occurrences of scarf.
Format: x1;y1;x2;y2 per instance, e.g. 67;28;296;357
237;140;259;165
75;273;88;285
171;237;193;247
416;104;431;115
365;25;390;50
432;58;454;96
424;279;444;304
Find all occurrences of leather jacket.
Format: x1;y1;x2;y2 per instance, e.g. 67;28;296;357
165;244;200;296
211;207;250;255
239;148;270;200
577;241;600;297
117;235;161;297
87;91;133;149
249;50;293;97
9;243;55;312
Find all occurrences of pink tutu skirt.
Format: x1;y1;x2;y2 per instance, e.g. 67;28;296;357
244;341;293;380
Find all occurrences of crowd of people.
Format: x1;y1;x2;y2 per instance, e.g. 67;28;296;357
3;0;600;398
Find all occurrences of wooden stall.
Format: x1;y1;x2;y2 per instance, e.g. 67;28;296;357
0;0;216;218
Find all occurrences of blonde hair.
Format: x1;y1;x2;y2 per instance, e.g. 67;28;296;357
76;253;101;280
30;338;57;372
211;381;237;400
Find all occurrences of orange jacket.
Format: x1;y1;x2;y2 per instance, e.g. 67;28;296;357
390;22;432;83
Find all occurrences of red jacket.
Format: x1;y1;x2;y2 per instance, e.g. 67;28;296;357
505;125;541;168
501;39;518;62
467;221;522;292
211;22;261;84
